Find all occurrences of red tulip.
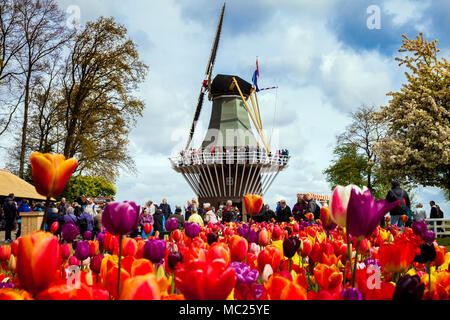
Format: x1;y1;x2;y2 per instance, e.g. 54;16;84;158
60;244;71;260
11;240;19;256
257;246;281;273
229;235;248;262
16;231;61;296
314;263;343;293
175;258;236;300
122;238;138;257
379;240;415;273
29;153;78;198
144;223;152;235
243;194;264;217
89;241;99;257
0;245;11;262
0;289;33;300
50;222;59;234
36;283;94;300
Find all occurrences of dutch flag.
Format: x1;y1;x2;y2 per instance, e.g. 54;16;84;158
252;58;260;92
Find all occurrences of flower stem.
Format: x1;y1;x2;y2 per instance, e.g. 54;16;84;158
345;229;352;287
427;262;431;292
40;196;50;231
117;235;123;298
351;239;361;288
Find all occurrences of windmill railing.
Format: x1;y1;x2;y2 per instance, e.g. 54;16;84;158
169;150;290;168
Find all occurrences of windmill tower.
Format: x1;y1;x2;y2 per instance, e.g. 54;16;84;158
169;4;290;220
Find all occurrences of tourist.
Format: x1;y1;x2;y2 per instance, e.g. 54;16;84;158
262;204;275;222
184;200;193;220
2;193;17;243
59;197;67;215
304;194;321;220
64;206;78;225
153;208;165;236
222;200;236;223
16;199;31;239
93;207;103;237
169;207;186;230
188;207;204;227
413;203;427;221
292;195;307;221
144;201;155;216
160;198;172;220
276;200;292;223
204;204;218;224
386;180;410;227
140;206;154;238
78;207;95;237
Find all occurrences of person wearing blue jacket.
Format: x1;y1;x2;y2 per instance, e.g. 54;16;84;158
17;199;31;239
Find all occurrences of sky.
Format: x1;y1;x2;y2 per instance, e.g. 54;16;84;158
0;0;449;218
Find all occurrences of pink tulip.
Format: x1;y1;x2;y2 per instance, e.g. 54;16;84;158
330;185;367;227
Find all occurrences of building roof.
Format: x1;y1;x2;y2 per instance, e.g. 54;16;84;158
210;74;253;98
0;169;50;201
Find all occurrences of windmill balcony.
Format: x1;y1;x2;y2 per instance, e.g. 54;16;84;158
169;149;290;169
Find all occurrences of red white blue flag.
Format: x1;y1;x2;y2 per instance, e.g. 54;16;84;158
252;58;260;92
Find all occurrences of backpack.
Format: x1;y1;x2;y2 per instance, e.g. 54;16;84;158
313;201;321;220
78;215;88;234
390;189;408;215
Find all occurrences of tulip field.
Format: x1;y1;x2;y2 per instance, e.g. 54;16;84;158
0;193;449;300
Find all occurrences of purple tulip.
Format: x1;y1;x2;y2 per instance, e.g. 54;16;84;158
207;232;219;246
412;220;427;237
393;275;425;300
61;222;80;243
74;240;90;261
283;236;301;259
167;251;183;271
83;231;92;241
346;188;400;240
0;283;14;289
414;243;436;263
102;201;140;236
342;288;363;300
184;222;200;239
230;262;259;286
364;257;380;268
143;239;166;264
165;218;178;232
237;226;248;238
247;229;259;244
423;230;435;244
96;232;105;247
90;254;104;274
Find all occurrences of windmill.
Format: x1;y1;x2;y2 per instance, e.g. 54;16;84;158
170;4;290;220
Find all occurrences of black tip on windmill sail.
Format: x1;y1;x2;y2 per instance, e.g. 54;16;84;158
210;74;252;99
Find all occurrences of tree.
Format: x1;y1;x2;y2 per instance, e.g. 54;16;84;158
375;33;450;195
324;105;391;199
13;0;73;178
324;144;367;189
59;176;116;202
58;17;148;182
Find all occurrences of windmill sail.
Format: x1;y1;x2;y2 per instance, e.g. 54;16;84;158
185;3;226;150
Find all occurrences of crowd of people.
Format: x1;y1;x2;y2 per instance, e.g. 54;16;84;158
0;180;447;243
175;146;290;166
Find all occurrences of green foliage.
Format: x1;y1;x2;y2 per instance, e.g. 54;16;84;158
323;144;366;190
60;176;116;202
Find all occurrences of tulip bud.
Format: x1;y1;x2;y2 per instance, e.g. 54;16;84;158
261;264;273;283
7;255;16;272
60;244;71;260
423;231;435;244
207;232;219;246
50;222;59;234
393;275;425;300
168;251;182;271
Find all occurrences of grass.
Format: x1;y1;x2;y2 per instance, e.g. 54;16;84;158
436;237;450;251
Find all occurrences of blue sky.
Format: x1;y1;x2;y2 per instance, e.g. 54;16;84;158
0;0;448;218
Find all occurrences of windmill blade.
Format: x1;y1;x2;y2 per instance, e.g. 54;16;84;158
185;91;205;150
185;3;226;150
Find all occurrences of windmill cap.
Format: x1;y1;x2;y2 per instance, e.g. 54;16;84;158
211;74;252;98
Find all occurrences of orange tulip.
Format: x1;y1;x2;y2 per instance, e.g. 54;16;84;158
314;263;343;293
401;215;409;223
243;194;264;217
379;240;415;273
119;274;161;300
305;213;314;221
122;238;138;257
258;229;271;246
263;274;307;300
29;152;78;197
89;241;99;257
229;235;248;262
207;242;231;266
16;231;60;296
0;288;33;300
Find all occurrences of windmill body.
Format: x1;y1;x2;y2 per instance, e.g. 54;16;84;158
169;5;290;220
